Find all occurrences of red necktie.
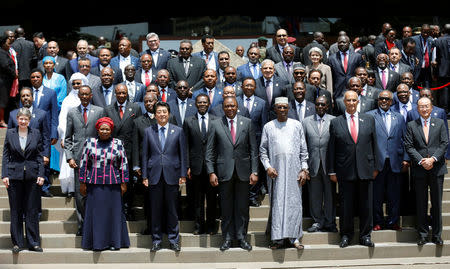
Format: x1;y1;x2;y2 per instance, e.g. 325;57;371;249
119;105;124;119
161;89;166;102
230;119;236;144
350;114;357;143
423;40;429;68
343;51;348;73
83;108;88;124
145;71;151;87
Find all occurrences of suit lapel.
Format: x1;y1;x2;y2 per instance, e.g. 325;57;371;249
151;124;163;152
10;129;25;157
221;116;233;145
234;116;245;145
374;110;389;136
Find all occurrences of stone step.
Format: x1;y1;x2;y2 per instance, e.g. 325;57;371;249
0;197;75;208
0;242;448;264
0;208;76;222
0;226;448;249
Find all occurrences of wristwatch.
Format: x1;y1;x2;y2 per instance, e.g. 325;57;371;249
252;172;258;176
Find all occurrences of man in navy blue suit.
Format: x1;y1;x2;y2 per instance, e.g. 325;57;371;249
110;38;140;81
366;90;409;231
192;34;219;71
142;101;187;252
65;39;100;80
192;69;223;112
140;32;172;73
237;46;262;82
29;69;59;197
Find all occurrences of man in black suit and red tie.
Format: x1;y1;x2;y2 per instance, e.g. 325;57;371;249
327;90;378;248
404;97;448;246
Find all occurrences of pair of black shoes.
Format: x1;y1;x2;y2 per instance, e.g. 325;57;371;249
220;239;252;251
339;236;374;248
418;236;443;246
151;242;180;252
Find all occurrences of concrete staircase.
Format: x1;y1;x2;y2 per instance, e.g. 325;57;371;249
0;127;449;267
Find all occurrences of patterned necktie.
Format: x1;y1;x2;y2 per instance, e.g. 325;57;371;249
159;126;166;149
350;114;357;143
230;119;236;144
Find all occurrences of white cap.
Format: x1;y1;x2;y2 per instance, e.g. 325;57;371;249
274;97;289;105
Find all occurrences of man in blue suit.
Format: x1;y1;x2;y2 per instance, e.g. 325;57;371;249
237;46;262;82
391;83;417;122
142;101;187;252
412;24;435;88
29;69;59;197
140;32;172;73
192;69;223;112
110;38;140;81
167;80;197;127
192;34;219;71
65;39;100;80
366;90;409;231
393;72;420;105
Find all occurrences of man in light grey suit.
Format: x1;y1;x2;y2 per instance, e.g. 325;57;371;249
388;47;412;76
64;85;104;236
302;95;337;233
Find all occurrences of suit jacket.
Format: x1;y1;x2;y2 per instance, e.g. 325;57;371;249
37;55;68;79
141;123;187;185
8;107;50;157
361;85;382;101
374;68;400;92
134;69;156;86
89;65;123;85
412;35;435;69
236;62;262;82
2;127;44;180
328;51;365;100
64;105;104;163
240;95;268;144
254;75;288;110
120;80;146;103
374;39;402;58
66;54;100;80
192;51;220;71
105;101;142;161
393;88;420;105
167;98;197;127
302;113;335;177
109;54;140;75
158;87;177;103
183;113;219;176
265;44;302;64
210;97;250;119
404;117;448;177
167;56;206;91
91;84;117;108
287;99;316;121
33;86;59;139
216;81;243;97
140;48;172;72
366;108;408;173
327;113;377;181
11;37;36;81
274;61;297;85
205;115;258;182
192;87;223;112
390;62;412;77
334;94;376;116
434;34;450;78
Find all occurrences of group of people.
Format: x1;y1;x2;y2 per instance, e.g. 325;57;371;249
1;21;450;254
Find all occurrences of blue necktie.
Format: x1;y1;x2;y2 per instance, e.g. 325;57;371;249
159;126;166;149
104;89;110;105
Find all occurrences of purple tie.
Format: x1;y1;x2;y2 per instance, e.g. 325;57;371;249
381;70;387;89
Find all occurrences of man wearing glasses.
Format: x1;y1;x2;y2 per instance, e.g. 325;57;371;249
140;32;172;73
265;29;302;64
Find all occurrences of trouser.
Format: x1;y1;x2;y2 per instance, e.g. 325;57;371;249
249;160;266;201
339;179;373;241
8;179;41;248
308;163;336;229
414;172;444;239
373;159;402;227
74;168;86;231
149;174;179;245
219;172;249;241
192;166;218;231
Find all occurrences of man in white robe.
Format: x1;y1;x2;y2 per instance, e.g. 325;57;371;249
260;96;309;249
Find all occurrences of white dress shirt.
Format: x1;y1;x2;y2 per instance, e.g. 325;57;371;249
150;49;159;67
198;112;209;132
243;95;255;113
125;80;136;102
295;99;306;120
33;85;44;106
345;111;359;137
119;54;131;80
103;85;114;105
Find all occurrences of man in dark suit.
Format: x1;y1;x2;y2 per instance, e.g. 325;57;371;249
237;46;262;82
374;53;401;93
434;24;450;112
36;41;68;79
240;77;268;206
400;37;421;82
121;64;146;103
155;69;177;103
183;93;219;235
142;101;187;252
167;39;206;91
287;81;316;121
412;24;435;88
89;48;123;85
110;38;140;81
168;80;197;127
206;96;259;251
328;35;365;101
192;69;223;112
11;28;37;88
64;85;104;236
305;69;333;114
355;67;382;102
388;47;412;76
91;67;117;108
366;90;409;231
265;28;302;64
209;86;249;119
105;84;142;220
216;66;243;97
32;32;47;61
255;59;288;119
327;90;377;248
404;97;448;246
393;72;420;105
391;83;417;121
334;77;377;116
140;32;172;73
134;53;156;87
65;39;100;80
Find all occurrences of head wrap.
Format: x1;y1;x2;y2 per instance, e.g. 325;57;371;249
274;97;289;105
95;117;114;131
42;56;56;65
69;72;89;87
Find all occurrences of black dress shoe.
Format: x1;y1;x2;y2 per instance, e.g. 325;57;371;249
170;243;181;252
150;243;162;252
249;200;260;207
67;192;75;198
29;246;43;252
417;237;428;246
42;191;53;197
339;236;350;248
239;239;252;251
359;238;375;247
76;228;83;236
220;240;232;251
307;223;321;233
109;246;119;251
432;237;444;246
12;245;20;253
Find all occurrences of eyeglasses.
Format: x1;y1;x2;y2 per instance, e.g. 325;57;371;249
177;86;189;89
276;34;287;37
79;65;90;68
378;97;392;101
316;103;327;107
